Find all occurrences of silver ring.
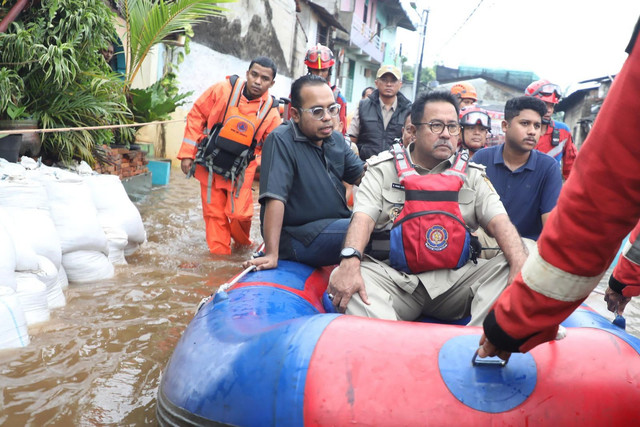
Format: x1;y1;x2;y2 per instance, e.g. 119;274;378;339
328;293;334;300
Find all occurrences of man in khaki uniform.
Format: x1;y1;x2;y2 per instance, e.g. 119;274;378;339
328;91;529;326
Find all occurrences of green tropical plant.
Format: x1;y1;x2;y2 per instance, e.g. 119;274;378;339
0;0;233;165
0;0;133;165
122;0;233;89
129;76;191;122
0;68;24;114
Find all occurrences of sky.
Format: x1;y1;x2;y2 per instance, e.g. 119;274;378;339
397;0;640;91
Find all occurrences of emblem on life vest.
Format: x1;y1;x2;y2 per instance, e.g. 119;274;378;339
389;206;402;220
237;122;248;132
425;225;448;251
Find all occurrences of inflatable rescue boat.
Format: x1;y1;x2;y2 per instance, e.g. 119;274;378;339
157;261;640;426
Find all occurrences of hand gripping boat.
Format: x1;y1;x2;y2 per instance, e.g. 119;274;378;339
157;261;640;426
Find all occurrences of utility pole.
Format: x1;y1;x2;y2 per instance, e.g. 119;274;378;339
412;7;429;101
413;9;429;100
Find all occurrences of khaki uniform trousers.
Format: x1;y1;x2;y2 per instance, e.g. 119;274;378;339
344;253;512;327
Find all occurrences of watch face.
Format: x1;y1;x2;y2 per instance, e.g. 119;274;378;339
340;247;361;259
341;248;356;257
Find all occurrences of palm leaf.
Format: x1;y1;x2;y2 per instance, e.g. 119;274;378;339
124;0;233;87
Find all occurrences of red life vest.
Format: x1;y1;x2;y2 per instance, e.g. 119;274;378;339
389;144;476;274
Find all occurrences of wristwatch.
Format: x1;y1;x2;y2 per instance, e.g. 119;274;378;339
340;247;363;261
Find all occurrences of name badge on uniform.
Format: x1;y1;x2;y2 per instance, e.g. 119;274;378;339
392;183;405;190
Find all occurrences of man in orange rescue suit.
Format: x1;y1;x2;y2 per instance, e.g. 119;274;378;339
178;57;282;255
328;91;529;326
478;18;640;360
524;79;577;179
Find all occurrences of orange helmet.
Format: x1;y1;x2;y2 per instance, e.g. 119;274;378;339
525;79;562;104
304;44;335;69
451;82;477;102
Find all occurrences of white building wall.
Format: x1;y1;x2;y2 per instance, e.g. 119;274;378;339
176;42;293;109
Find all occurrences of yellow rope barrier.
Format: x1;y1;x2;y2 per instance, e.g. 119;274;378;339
0;118;186;135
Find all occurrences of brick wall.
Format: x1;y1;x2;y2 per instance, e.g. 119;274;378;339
93;145;149;179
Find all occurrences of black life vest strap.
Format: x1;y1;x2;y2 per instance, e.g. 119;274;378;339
404;190;459;202
551;126;560;147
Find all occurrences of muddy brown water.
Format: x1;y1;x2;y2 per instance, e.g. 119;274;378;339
1;167;639;426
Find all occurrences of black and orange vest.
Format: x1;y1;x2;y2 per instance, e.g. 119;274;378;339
195;75;276;205
388;144;477;273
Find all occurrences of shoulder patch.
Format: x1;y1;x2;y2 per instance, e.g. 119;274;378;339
468;161;487;171
365;150;394;166
480;172;497;194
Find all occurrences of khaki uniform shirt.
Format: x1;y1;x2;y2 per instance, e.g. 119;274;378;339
354;144;507;297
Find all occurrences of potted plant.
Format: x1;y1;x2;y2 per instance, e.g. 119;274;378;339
0;68;27;162
0;1;134;166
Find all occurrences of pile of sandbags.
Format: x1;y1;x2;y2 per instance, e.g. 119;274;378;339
0;158;146;349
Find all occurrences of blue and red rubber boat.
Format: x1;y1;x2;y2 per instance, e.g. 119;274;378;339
157;261;640;426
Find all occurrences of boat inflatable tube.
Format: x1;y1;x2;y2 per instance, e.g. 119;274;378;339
158;261;640;426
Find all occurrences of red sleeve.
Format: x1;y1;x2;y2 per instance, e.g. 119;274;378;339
561;131;577;179
484;26;640;353
611;220;640;297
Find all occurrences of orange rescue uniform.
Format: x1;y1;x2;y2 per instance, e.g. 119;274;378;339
177;76;282;254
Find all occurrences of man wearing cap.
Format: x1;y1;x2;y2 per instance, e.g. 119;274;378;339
348;64;412;161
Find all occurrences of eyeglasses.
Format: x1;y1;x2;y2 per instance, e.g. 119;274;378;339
298;103;341;120
531;83;563;99
415;121;461;136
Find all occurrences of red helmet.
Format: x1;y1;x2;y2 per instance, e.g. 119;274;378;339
451;82;477;101
459;106;491;130
304;44;335;69
525;79;562;104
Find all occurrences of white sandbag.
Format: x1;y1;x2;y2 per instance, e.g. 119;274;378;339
124;241;140;257
35;256;66;309
62;250;114;284
36;174;108;255
0;176;48;209
0;207;39;272
0;286;30;349
4;206;61;269
57;265;69;290
20;156;39;170
84;174;146;244
0;159;26;179
15;273;50;325
104;226;128;265
0;178;62;268
0;220;17;290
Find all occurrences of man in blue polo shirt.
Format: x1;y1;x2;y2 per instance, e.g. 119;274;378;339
472;96;562;241
243;74;365;271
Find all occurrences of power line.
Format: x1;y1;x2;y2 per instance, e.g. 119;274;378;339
437;0;486;55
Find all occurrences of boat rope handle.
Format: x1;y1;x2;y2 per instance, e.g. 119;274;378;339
217;265;256;294
471;349;507;367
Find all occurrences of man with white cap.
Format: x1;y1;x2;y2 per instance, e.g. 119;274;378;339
348;64;412;161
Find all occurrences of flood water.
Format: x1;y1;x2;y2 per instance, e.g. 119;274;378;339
1;167;639;426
